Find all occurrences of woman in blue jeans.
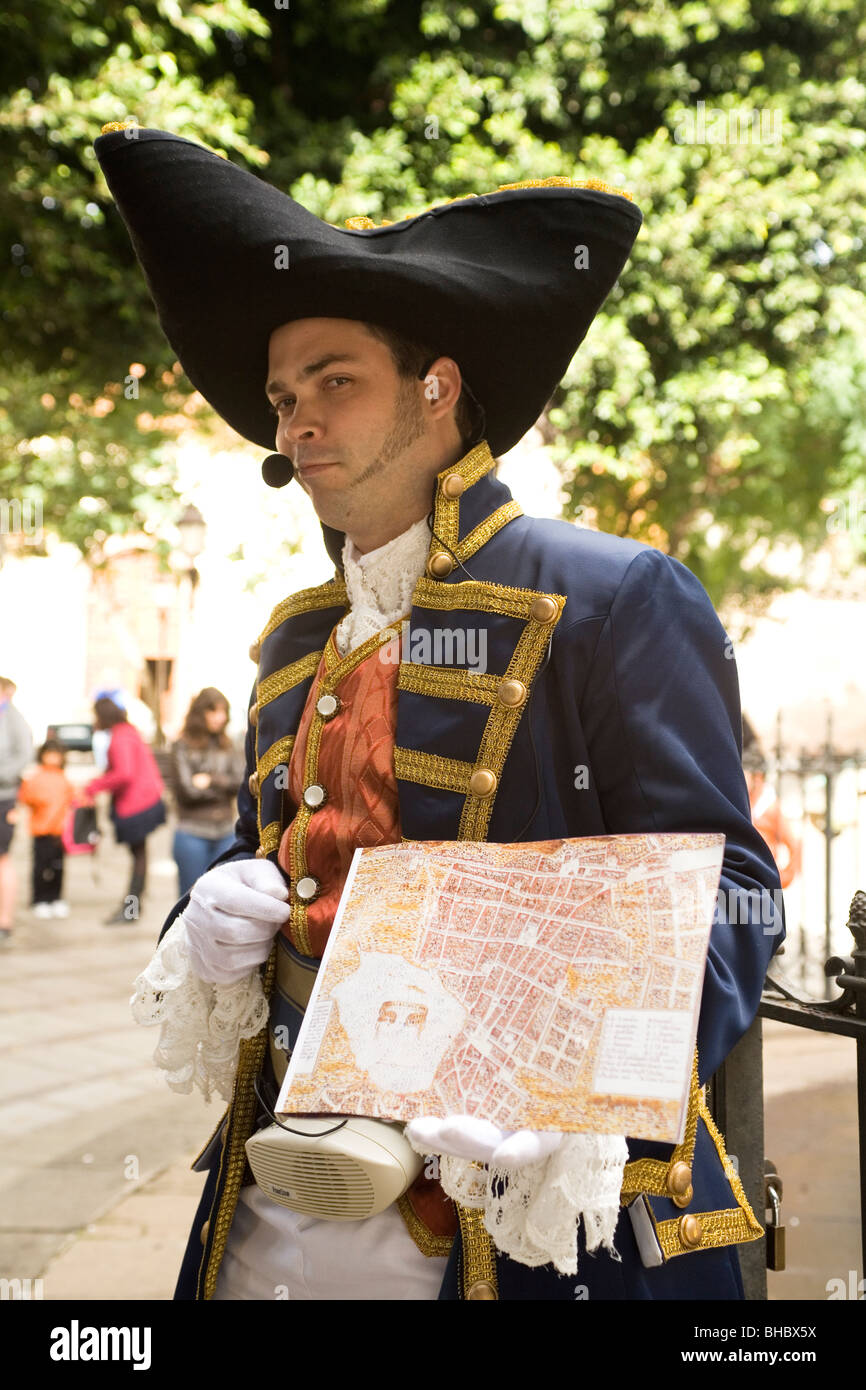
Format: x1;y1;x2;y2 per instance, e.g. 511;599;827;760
169;689;246;898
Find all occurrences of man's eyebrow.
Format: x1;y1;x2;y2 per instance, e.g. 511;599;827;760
265;353;359;398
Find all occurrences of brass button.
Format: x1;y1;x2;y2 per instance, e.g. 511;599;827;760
497;679;527;708
469;767;497;798
678;1213;703;1249
441;472;466;499
249;702;259;727
667;1161;693;1208
466;1279;497;1300
200;1219;210;1246
530;596;558;624
255;846;267;859
295;875;320;903
303;784;327;810
316;693;341;720
249;640;261;663
428;550;455;579
248;772;260;798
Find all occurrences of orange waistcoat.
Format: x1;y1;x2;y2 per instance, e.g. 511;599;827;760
276;626;456;1248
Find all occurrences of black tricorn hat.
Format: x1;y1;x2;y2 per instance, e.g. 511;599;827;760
94;126;642;458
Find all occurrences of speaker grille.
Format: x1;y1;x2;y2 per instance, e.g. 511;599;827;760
248;1144;378;1219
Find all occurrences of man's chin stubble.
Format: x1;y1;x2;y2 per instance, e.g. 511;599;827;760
305;387;429;531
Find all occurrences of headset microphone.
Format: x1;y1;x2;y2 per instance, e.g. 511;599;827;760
261;453;295;488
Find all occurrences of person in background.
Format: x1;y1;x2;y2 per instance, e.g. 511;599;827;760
91;686;127;772
0;677;33;940
83;698;166;925
169;688;245;897
742;714;802;889
17;738;76;918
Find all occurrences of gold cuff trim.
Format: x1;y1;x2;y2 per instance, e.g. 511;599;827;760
621;1050;701;1200
698;1086;764;1239
619;1049;764;1258
654;1206;764;1261
398;663;502;707
257;735;296;781
396;1193;454;1258
257;650;322;709
393;747;474;796
260;579;348;641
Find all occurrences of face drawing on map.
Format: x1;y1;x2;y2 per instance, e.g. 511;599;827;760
331;951;467;1093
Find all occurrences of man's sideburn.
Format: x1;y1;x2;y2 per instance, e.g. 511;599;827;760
350;376;427;490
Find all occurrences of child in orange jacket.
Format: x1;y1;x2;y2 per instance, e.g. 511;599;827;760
17;739;76;918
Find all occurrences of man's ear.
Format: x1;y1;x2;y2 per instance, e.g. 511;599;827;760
420;356;462;417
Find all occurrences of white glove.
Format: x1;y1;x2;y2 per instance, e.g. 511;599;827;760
406;1115;563;1170
182;858;291;986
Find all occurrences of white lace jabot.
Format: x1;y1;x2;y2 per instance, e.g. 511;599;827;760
334;516;431;656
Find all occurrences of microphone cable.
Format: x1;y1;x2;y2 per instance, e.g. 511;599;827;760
253;1071;349;1140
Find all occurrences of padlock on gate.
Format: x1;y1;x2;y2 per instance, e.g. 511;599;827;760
764;1160;786;1271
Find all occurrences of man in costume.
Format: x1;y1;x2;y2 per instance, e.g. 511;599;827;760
95;124;784;1300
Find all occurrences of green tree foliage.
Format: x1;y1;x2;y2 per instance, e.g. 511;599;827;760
0;0;268;560
2;0;864;602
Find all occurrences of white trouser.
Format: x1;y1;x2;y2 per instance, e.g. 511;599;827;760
212;1184;447;1301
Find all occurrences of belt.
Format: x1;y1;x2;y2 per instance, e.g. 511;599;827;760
268;934;320;1087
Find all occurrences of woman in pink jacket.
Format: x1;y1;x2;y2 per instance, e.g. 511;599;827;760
84;698;166;924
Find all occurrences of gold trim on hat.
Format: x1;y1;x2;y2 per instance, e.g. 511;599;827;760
345;175;634;229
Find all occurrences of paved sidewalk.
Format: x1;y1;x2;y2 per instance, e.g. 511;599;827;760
38;1143;208;1300
763;1021;862;1300
0;818;215;1299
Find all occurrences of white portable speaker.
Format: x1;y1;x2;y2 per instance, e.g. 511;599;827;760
245;1116;424;1220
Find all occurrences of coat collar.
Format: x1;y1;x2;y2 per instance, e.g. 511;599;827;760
321;438;522;577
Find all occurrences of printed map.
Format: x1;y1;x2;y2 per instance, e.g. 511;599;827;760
276;833;725;1142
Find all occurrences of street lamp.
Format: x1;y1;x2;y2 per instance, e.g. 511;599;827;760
176;503;207;587
151;578;175;748
148;504;207;745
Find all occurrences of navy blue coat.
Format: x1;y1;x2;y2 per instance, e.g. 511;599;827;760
166;440;783;1300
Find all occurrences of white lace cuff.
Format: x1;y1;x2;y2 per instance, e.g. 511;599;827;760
437;1133;629;1277
130;916;268;1103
